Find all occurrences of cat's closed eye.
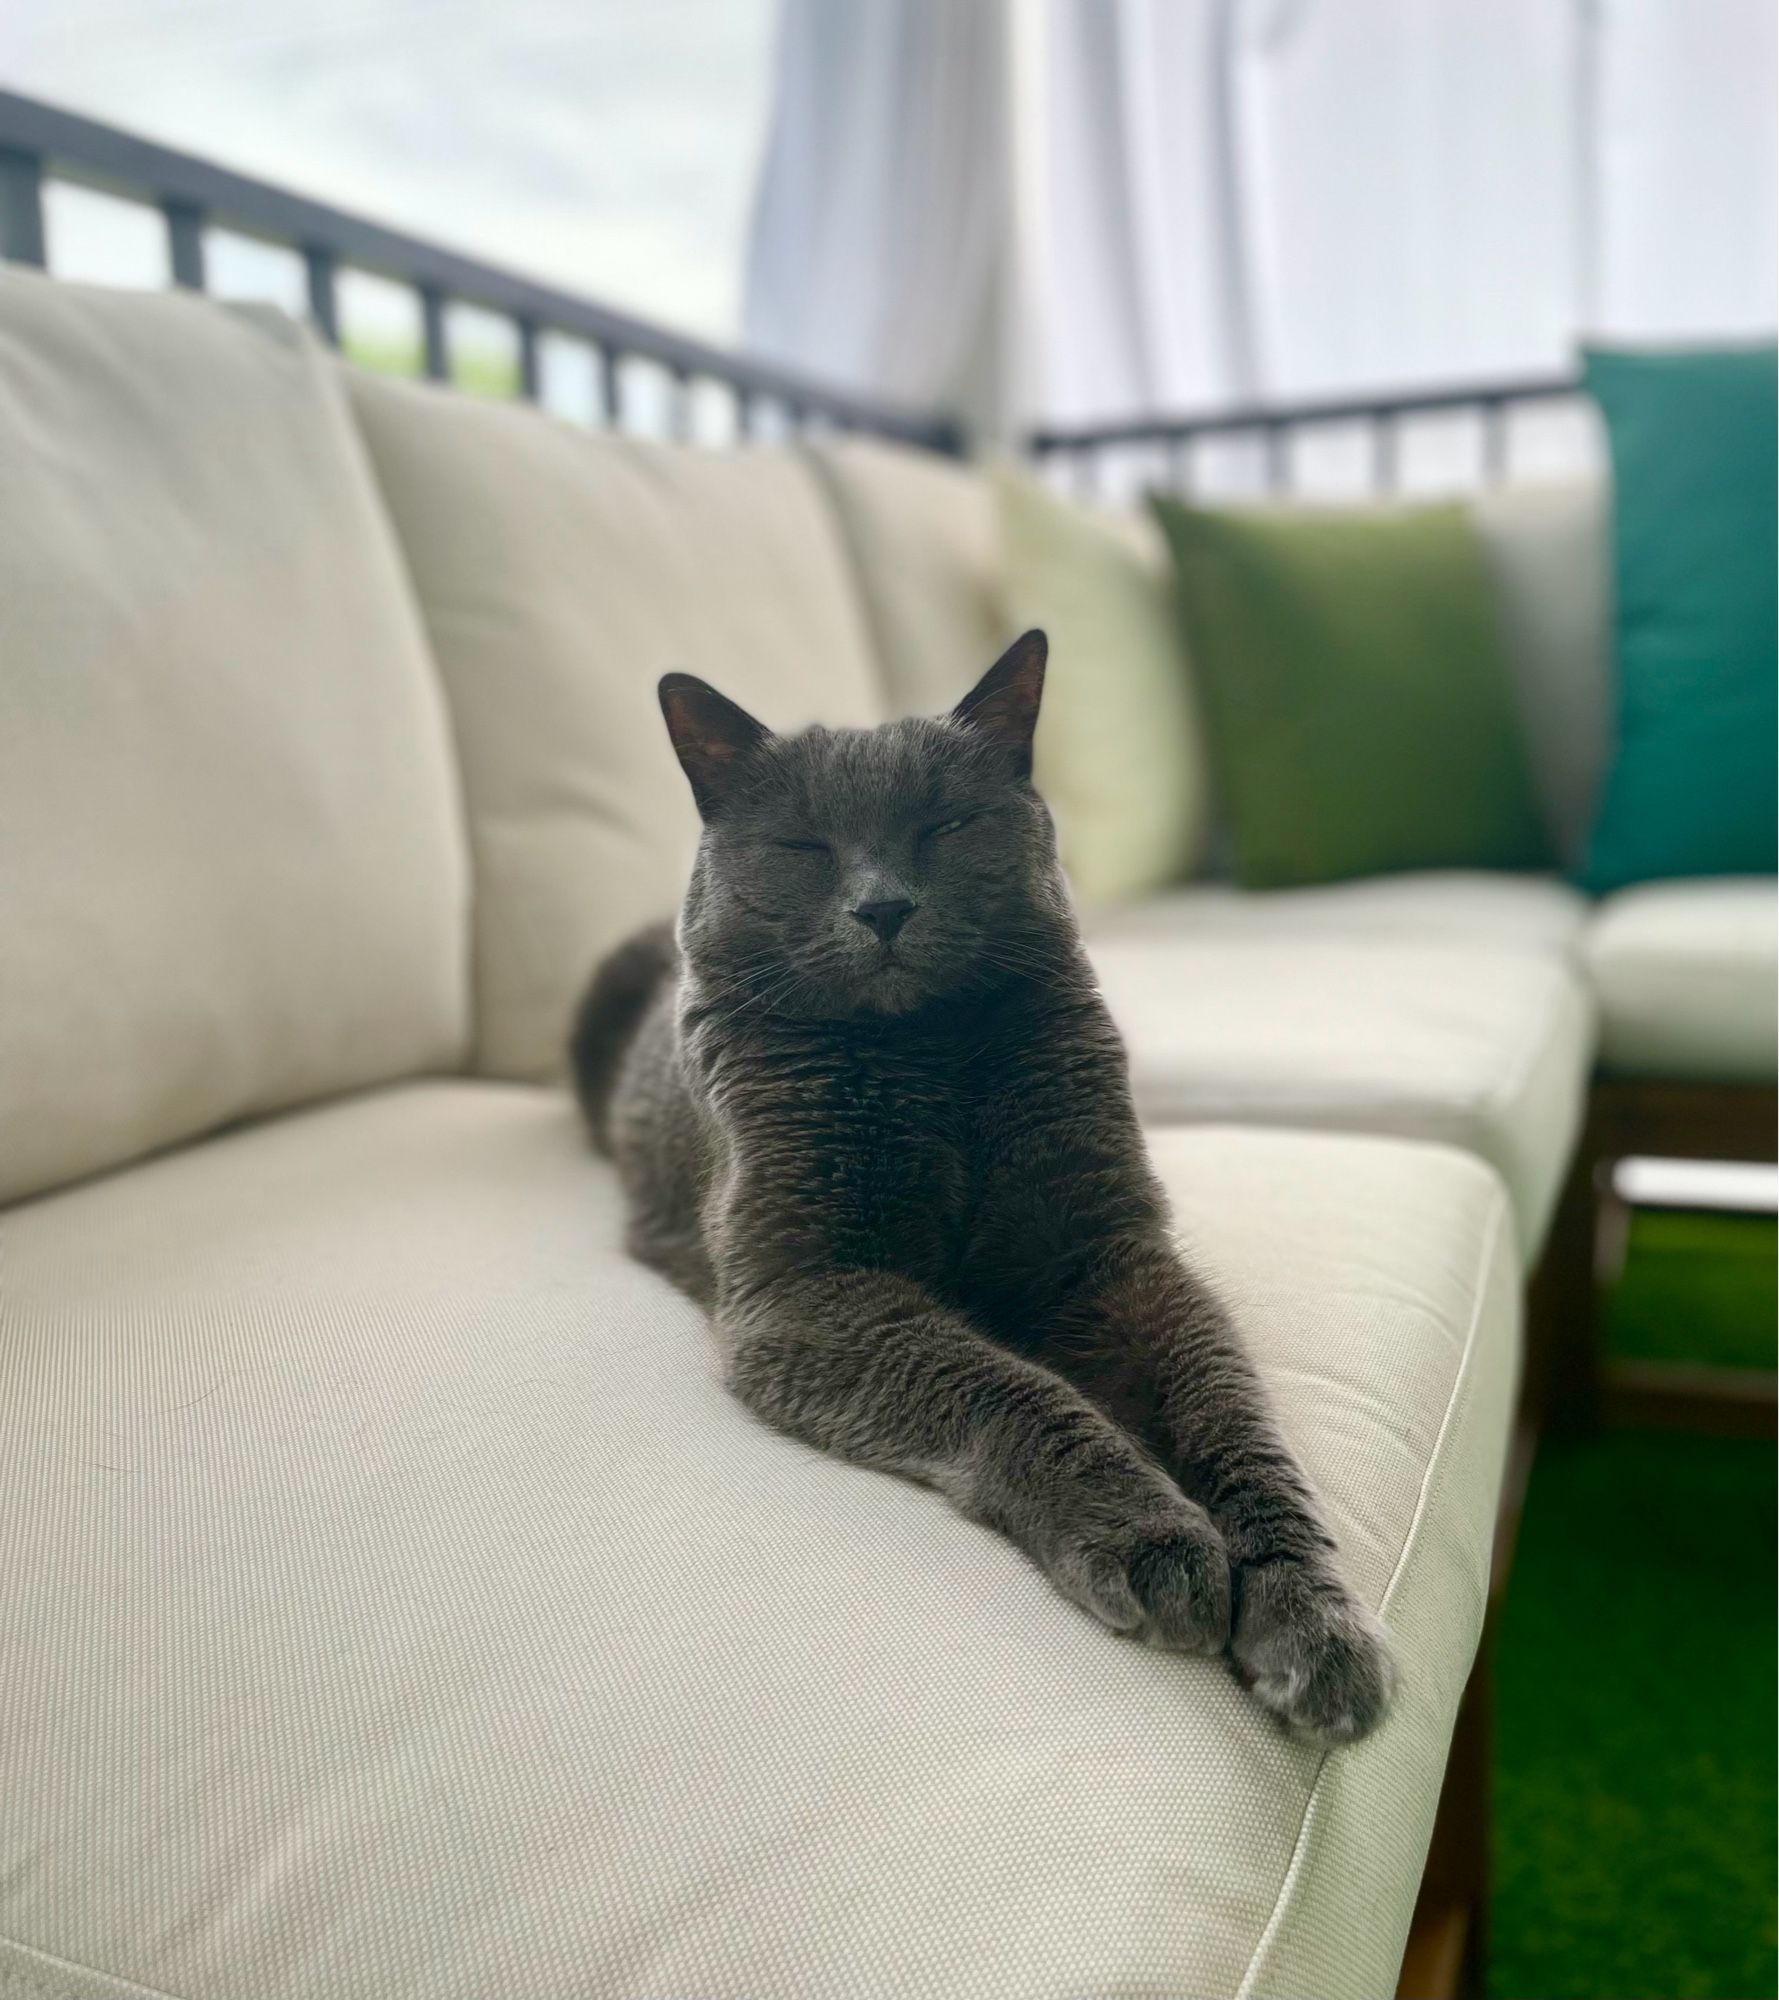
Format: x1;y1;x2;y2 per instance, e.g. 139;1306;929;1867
774;838;830;854
922;811;982;841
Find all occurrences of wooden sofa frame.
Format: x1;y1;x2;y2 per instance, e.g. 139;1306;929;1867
1397;1075;1776;2000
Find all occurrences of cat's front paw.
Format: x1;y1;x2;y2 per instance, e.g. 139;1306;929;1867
1049;1501;1231;1655
1231;1559;1396;1745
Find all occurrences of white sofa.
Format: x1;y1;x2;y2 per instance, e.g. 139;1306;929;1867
0;269;1771;2000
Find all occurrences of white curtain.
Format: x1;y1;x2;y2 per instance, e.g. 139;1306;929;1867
1591;0;1778;339
742;0;1014;426
1230;0;1584;404
744;0;1777;431
1032;1;1252;421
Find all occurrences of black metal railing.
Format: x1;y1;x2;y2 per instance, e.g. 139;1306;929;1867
1;87;1593;493
1030;374;1589;499
0;87;960;454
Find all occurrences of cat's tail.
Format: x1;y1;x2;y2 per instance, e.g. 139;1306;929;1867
569;920;678;1154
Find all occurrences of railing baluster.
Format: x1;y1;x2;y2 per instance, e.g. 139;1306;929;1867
600;346;623;429
1168;435;1192;494
1481;398;1508;485
516;316;540;402
303;245;339;346
419;284;448;381
0;145;47;267
736;386;756;441
1371;414;1398;495
1073;446;1099;498
669;363;691;444
162;197;205;290
1263;423;1289;495
1026;375;1573;487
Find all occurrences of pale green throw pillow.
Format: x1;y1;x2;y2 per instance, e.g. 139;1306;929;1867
992;463;1209;908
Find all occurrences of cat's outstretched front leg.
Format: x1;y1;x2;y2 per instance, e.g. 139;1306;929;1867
1049;1243;1397;1744
721;1268;1232;1654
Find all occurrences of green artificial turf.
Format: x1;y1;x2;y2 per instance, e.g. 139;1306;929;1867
1608;1208;1777;1372
1490;1212;1777;1999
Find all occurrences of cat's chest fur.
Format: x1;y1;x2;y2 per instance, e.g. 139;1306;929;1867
685;989;1052;1287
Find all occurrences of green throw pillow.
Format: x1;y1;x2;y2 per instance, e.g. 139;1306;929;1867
993;463;1209;907
1581;344;1777;893
1151;496;1551;889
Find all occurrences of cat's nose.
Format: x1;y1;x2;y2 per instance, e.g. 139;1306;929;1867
851;897;916;942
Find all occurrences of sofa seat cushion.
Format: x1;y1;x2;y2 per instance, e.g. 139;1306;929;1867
348;373;885;1083
0;272;470;1207
0;1085;1515;2000
1090;870;1590;957
1586;879;1777;1084
1091;935;1593;1261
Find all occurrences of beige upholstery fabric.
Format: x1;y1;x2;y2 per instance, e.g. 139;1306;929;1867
804;434;1009;717
0;273;469;1207
349;372;884;1080
1587;879;1777;1083
1090;870;1590;956
1092;935;1593;1261
0;1085;1513;2000
1471;479;1611;869
993;461;1211;908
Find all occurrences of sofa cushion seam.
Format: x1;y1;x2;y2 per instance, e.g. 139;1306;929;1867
1233;1184;1511;2000
0;1933;188;2000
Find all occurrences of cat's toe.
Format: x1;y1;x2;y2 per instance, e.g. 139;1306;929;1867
1127;1512;1231;1654
1231;1558;1396;1745
1047;1505;1230;1649
1047;1536;1147;1634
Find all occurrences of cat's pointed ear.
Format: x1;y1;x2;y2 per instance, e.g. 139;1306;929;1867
659;673;772;817
951;629;1047;778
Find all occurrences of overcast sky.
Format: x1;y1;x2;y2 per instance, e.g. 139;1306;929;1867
0;0;779;341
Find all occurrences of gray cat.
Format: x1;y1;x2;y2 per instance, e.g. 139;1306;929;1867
572;632;1394;1744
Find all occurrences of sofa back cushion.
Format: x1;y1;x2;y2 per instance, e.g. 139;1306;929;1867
807;436;1212;909
992;462;1211;907
0;272;470;1208
803;436;1009;718
1471;477;1612;871
348;373;885;1079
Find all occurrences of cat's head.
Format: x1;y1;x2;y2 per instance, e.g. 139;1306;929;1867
660;631;1070;1019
